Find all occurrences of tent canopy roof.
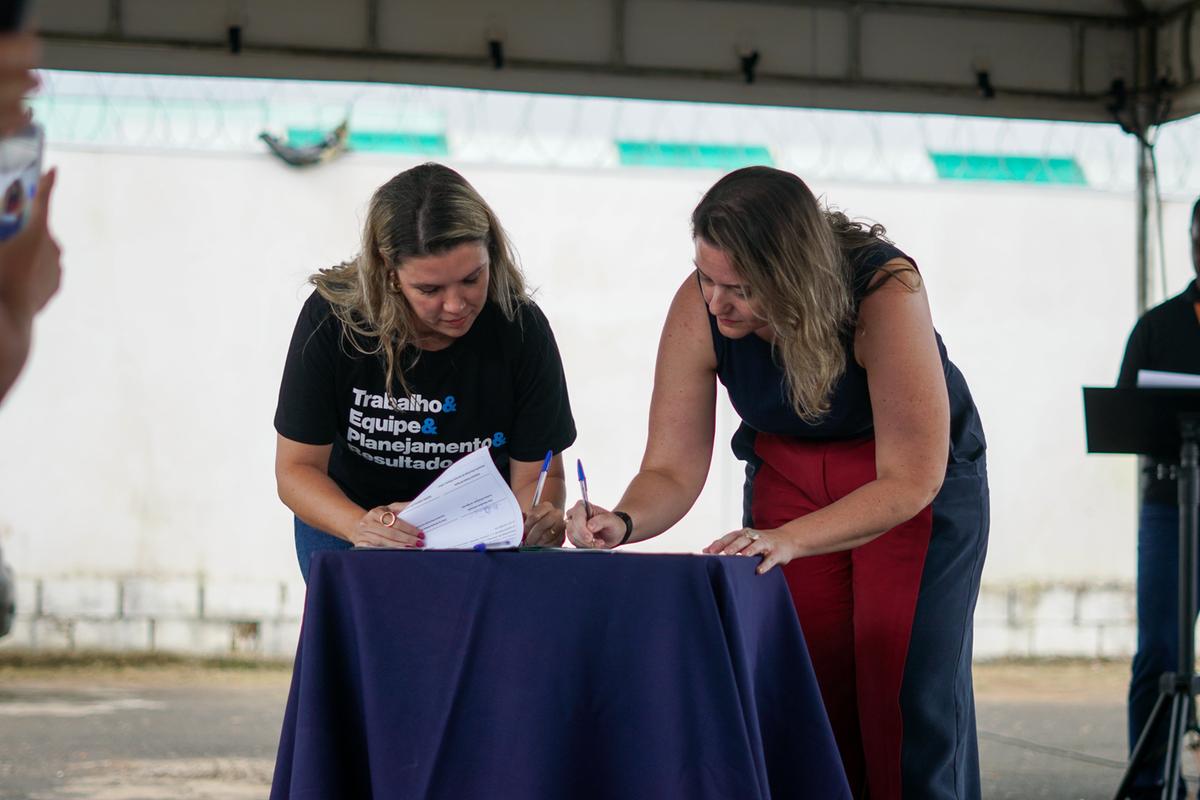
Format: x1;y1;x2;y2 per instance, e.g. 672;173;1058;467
37;0;1200;125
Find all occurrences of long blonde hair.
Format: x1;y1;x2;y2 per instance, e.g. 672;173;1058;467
311;163;528;397
692;166;908;422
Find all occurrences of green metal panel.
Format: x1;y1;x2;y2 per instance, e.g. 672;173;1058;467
929;152;1087;185
287;128;449;155
617;140;773;169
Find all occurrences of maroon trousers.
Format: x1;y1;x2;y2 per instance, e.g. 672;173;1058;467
751;433;933;800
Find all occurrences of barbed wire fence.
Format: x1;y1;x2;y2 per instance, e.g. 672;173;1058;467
28;69;1200;197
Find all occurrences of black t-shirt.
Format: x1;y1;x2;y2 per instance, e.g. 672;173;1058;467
1117;279;1200;505
274;291;577;511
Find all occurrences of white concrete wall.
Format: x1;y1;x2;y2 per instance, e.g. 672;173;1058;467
1;145;1191;656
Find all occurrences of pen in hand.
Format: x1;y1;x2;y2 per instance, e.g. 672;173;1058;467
531;449;553;508
521;450;554;546
577;459;593;520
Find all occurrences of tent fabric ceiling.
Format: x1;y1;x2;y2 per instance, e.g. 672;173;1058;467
33;0;1200;125
876;0;1160;13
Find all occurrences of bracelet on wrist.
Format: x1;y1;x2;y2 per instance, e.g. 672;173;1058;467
613;510;633;546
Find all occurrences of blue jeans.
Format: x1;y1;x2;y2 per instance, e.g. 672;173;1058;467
1128;502;1194;797
294;517;352;584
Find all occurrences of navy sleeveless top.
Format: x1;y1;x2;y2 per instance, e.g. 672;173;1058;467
709;241;986;470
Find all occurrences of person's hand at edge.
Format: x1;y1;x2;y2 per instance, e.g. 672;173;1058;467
0;168;60;319
0;169;59;404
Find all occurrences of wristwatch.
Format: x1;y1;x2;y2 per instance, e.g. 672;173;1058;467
613;510;634;546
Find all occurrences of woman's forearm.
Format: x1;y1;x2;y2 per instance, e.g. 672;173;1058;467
613;467;704;544
513;475;566;513
277;465;367;542
0;304;32;404
778;475;941;556
0;330;29;404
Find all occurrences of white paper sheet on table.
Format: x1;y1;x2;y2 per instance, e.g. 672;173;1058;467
1137;369;1200;389
397;446;524;549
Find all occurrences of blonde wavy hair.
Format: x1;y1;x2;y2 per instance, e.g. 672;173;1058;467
311;163;528;398
692;166;915;422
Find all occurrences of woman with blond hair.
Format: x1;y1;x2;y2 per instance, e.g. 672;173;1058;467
566;166;988;799
275;163;575;581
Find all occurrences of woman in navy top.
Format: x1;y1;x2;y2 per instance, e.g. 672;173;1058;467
566;166;988;800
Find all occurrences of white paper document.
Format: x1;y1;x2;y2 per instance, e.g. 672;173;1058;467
397;447;524;549
1137;369;1200;389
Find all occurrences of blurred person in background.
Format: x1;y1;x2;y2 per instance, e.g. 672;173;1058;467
1117;198;1200;800
0;26;58;405
0;16;63;641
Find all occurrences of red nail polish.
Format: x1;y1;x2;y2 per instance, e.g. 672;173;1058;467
418;531;426;539
417;540;425;548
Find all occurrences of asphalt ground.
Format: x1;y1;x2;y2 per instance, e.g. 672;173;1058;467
0;653;1187;799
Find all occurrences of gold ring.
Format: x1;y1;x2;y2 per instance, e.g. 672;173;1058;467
380;510;397;528
745;529;761;541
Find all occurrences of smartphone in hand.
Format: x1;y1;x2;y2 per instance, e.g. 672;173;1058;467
0;0;40;241
0;121;41;241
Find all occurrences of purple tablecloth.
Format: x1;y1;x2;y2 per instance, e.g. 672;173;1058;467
270;549;850;799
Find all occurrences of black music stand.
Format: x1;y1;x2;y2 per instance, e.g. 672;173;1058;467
1085;387;1200;800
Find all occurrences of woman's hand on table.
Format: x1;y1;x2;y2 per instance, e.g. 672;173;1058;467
703;527;800;575
352;502;424;549
564;502;624;549
523;501;565;547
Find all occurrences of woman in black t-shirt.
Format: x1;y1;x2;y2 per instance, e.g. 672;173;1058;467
274;163;576;581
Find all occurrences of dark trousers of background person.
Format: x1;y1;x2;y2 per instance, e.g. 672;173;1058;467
1128;502;1195;799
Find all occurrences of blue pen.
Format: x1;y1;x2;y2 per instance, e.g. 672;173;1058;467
577;459;593;520
473;541;511;552
530;449;553;508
